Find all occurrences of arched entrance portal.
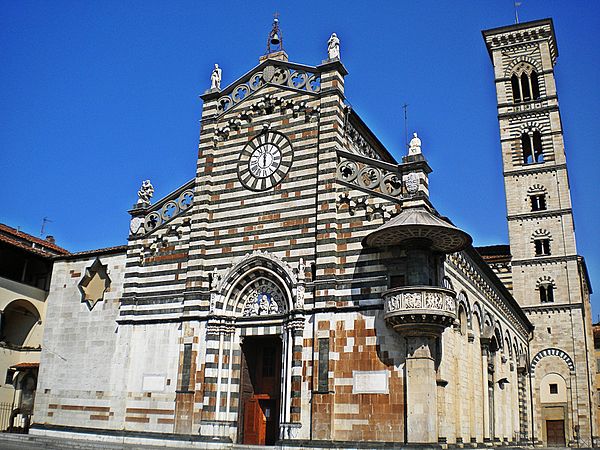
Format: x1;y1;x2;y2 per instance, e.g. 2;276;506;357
235;276;288;445
209;252;304;445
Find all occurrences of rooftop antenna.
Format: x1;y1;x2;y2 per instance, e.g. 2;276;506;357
514;0;522;24
266;12;283;54
40;217;52;237
402;103;409;149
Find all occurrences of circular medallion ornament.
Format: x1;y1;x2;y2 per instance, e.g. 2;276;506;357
238;131;293;191
263;65;275;83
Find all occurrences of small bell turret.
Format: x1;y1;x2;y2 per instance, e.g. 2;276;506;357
266;14;283;54
270;31;280;46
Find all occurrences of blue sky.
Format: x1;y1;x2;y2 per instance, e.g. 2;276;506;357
1;1;598;314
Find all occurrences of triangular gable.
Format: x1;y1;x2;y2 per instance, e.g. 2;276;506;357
202;59;322;118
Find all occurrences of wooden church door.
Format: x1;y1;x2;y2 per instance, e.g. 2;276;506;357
243;397;266;444
239;336;282;445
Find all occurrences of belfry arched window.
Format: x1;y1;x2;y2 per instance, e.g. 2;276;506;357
530;193;547;211
540;283;554;302
528;184;548;211
521;130;544;164
511;64;540;103
511;75;521;102
539;283;554;303
532;229;552;256
537;276;556;303
534;238;551;256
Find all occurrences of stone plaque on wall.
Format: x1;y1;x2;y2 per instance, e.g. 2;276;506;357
142;374;166;392
352;370;388;394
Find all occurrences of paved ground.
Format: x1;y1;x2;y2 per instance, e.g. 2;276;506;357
0;434;592;450
0;433;202;450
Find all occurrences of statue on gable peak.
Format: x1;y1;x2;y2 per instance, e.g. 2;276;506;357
136;180;154;207
328;33;340;60
211;64;222;90
408;132;422;156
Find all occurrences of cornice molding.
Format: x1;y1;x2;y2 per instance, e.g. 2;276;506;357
507;208;573;222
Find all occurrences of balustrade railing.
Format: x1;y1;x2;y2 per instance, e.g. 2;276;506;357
383;285;457;330
141;181;194;235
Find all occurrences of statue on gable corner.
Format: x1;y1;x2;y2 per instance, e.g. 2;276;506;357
327;33;340;60
408;132;422;156
136;180;154;207
211;64;222;90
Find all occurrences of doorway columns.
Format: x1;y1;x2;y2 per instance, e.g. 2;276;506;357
280;317;304;441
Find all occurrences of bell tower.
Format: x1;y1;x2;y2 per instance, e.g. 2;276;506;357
483;19;596;446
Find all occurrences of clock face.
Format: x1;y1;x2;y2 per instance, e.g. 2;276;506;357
238;131;293;191
249;143;281;178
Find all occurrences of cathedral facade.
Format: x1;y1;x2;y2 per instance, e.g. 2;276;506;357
31;18;595;448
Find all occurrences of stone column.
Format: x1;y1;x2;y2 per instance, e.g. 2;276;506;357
280;318;304;441
289;319;304;424
517;366;529;443
199;319;235;441
215;330;226;418
481;345;491;444
405;334;438;444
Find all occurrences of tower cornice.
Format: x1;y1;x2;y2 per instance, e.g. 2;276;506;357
497;104;559;119
503;163;567;177
482;18;557;66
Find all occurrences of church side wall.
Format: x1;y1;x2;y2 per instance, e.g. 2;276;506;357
445;252;531;445
117;322;183;433
33;253;200;435
33;253;126;430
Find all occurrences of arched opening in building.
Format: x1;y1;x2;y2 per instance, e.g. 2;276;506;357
521;131;544;164
1;300;41;347
223;264;292;446
531;193;547;211
539;373;568;446
540;283;555;303
458;304;468;336
511;69;540;103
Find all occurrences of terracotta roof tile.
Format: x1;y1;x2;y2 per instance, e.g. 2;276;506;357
56;245;128;260
10;362;39;370
0;223;69;256
475;244;511;262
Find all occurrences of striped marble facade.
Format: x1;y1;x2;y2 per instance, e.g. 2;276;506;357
34;49;538;447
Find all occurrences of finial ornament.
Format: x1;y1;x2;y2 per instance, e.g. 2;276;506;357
266;13;283;54
137;180;154;207
210;64;222;90
327;33;340;60
408;132;422;156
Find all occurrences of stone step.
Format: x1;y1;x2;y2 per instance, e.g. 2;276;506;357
0;432;209;450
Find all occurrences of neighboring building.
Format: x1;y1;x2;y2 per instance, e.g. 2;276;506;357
0;224;68;430
29;17;595;449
